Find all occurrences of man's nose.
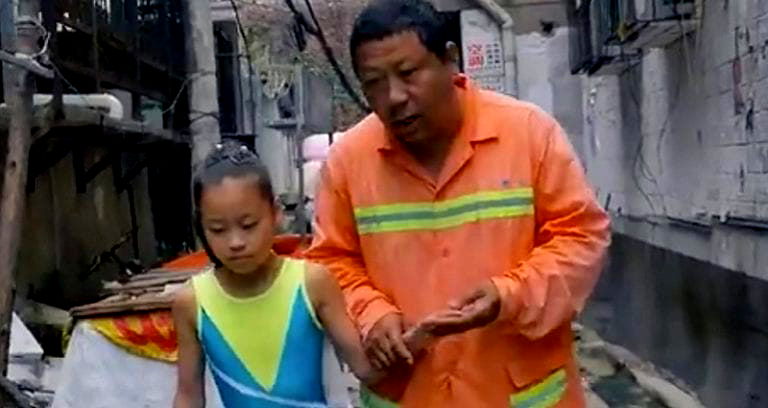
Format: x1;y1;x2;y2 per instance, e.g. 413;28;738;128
388;77;409;107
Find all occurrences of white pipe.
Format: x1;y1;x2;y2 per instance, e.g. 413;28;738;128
31;93;124;120
471;0;514;28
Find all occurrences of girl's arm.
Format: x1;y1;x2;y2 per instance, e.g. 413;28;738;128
305;263;381;384
172;286;205;408
305;263;459;384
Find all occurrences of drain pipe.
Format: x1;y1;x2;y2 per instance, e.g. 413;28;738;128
31;93;125;120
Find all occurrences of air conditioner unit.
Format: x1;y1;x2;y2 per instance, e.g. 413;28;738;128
620;0;697;49
569;0;641;76
631;0;694;21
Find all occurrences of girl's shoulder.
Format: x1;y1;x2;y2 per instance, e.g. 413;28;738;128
300;261;339;308
301;261;332;288
171;283;197;326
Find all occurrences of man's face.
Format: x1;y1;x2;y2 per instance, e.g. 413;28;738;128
355;31;456;145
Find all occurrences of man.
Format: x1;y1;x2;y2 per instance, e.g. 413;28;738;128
306;0;610;406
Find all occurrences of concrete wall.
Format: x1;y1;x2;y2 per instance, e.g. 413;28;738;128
573;2;768;403
17;147;157;308
583;234;768;408
581;0;768;281
497;0;568;34
516;26;585;159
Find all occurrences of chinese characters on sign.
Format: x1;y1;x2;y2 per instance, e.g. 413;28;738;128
461;9;506;94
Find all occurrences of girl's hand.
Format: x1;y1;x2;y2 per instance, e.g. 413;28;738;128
402;309;466;353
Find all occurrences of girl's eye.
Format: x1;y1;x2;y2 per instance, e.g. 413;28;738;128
208;227;225;234
242;222;258;230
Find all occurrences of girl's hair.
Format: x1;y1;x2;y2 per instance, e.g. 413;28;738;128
192;140;275;266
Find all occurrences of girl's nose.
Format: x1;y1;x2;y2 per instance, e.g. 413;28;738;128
228;233;246;252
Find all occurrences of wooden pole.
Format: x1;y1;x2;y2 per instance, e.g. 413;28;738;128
0;0;40;374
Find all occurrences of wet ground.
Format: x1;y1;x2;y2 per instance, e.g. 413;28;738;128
341;322;705;408
576;323;703;408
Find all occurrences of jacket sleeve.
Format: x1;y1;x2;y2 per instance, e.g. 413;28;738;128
491;109;611;339
305;154;400;337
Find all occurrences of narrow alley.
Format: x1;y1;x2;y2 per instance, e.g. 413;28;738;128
1;0;766;407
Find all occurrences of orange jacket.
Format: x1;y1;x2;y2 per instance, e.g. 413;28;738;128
306;77;610;407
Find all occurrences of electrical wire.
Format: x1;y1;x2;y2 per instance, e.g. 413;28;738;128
161;70;216;115
285;0;369;112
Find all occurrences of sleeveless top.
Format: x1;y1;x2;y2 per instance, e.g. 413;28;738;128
191;258;327;407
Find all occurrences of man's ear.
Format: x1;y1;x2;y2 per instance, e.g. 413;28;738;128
272;199;286;232
445;41;460;71
447;42;460;62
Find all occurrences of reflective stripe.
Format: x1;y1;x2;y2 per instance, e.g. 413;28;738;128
359;387;399;408
510;369;567;408
355;188;534;234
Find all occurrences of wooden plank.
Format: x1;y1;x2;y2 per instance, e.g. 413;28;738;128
70;296;174;318
127;268;204;281
101;275;193;294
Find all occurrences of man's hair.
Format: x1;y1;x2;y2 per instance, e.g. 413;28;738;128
349;0;449;73
192;140;274;267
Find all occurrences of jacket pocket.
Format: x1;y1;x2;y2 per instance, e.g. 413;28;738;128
508;368;567;408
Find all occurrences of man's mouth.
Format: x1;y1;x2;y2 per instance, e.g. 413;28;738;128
392;114;420;129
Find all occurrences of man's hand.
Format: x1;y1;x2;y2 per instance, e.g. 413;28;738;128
364;312;414;370
422;280;502;336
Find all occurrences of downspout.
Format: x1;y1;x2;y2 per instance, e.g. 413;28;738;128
472;0;517;96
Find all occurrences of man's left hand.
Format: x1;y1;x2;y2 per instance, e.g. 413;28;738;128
421;280;501;336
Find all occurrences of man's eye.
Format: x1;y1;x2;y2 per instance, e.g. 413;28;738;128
401;68;417;77
363;77;382;88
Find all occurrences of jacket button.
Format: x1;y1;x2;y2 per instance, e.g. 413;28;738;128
442;247;450;257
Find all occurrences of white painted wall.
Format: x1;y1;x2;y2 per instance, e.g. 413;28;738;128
515;27;585;160
580;0;768;281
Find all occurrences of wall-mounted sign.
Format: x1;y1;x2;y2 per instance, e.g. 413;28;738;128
460;8;506;94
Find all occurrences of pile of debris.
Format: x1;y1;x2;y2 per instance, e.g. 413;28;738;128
69;267;203;319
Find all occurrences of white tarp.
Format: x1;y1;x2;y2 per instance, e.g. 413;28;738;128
8;312;45;389
52;322;354;407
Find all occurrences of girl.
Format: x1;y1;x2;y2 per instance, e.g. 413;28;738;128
172;142;436;408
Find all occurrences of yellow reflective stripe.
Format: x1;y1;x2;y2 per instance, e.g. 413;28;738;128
510;369;567;408
358;205;534;234
354;188;533;218
359;387;399;408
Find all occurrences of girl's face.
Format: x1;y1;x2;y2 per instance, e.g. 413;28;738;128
199;175;278;275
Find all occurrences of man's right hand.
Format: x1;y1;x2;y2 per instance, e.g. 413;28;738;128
364;312;414;370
